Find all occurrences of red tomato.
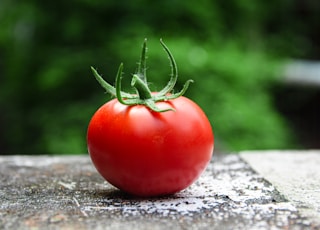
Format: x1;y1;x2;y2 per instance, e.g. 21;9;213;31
87;96;214;197
87;39;214;197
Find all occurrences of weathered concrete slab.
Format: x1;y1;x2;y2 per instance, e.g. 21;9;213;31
0;154;318;229
240;150;320;226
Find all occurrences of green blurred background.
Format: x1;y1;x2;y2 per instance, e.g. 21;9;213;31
1;0;320;154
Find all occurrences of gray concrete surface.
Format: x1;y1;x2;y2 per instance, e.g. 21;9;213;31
0;153;319;229
283;60;320;87
240;150;320;226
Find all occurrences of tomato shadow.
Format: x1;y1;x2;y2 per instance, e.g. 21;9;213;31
92;188;136;199
89;188;179;202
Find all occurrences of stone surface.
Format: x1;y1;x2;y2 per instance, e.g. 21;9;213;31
283;60;320;87
0;153;318;229
240;150;320;226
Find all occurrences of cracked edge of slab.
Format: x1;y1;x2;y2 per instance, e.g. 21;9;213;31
240;150;320;226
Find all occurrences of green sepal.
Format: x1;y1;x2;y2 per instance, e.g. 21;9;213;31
91;39;193;113
91;66;135;99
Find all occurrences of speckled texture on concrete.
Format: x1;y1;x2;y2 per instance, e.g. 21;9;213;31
240;150;320;226
0;154;317;230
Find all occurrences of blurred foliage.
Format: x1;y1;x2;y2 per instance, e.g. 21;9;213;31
1;0;319;154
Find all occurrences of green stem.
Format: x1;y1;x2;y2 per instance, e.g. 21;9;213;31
131;74;152;99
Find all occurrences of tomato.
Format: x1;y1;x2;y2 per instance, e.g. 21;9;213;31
87;96;213;197
87;39;214;197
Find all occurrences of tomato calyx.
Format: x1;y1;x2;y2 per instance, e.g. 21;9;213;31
91;39;193;112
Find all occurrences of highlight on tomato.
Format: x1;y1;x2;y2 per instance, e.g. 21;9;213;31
87;39;214;197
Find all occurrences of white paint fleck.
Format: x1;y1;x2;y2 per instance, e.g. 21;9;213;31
58;181;76;190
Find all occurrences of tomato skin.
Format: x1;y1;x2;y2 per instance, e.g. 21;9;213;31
87;96;214;197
